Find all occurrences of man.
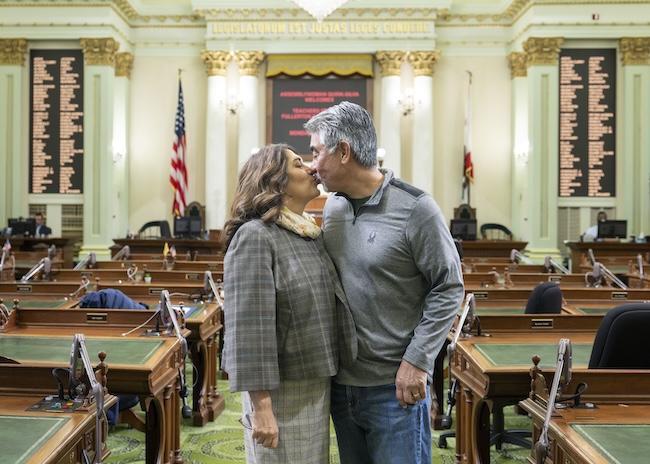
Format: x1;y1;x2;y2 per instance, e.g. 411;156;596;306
34;212;52;237
583;211;607;241
305;101;464;464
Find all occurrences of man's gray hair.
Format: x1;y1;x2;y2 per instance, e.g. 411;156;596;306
304;101;377;168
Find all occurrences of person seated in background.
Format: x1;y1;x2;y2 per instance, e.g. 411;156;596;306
583;211;607;241
34;212;52;237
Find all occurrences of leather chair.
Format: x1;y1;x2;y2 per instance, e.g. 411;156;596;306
589;303;650;369
480;223;513;240
525;282;563;314
138;220;172;239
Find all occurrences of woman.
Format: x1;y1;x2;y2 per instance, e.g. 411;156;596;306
222;144;356;464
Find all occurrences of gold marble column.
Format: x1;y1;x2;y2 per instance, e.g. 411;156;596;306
522;37;563;260
375;51;406;176
201;51;232;228
407;51;439;194
235;51;265;168
620;38;650;235
0;39;28;226
80;38;119;259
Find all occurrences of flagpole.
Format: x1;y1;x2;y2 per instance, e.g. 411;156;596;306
465;70;472;206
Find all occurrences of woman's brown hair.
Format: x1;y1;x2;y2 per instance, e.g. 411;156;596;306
222;144;291;250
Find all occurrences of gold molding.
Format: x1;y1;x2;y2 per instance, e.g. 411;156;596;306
201;50;231;77
80;38;119;66
407;51;440;76
508;51;527;78
0;38;27;66
523;37;563;66
235;51;265;76
620;37;650;66
375;51;406;77
115;52;133;77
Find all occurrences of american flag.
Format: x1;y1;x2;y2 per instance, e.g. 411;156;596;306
462;71;475;203
170;78;188;216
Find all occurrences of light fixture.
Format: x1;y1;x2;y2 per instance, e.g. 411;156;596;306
225;93;242;115
290;0;350;22
377;148;386;168
398;90;415;116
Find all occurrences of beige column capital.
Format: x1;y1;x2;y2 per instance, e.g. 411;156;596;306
620;38;650;65
507;51;527;78
115;52;134;77
235;51;265;76
407;51;440;77
523;37;564;67
80;38;120;66
375;51;406;77
201;50;231;76
0;39;28;66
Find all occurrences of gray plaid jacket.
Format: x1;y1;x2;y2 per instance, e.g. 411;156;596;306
222;219;357;392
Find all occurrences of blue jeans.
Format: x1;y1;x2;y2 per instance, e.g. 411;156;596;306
331;382;431;464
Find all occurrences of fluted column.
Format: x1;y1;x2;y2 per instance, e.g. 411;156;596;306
376;51;405;176
0;39;28;227
113;52;132;239
235;51;265;169
201;50;231;229
80;38;119;259
524;37;563;260
508;51;530;241
408;51;439;195
620;38;650;236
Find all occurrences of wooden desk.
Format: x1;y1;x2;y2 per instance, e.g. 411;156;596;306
6;237;73;268
0;333;183;464
0;394;117;464
463;272;594;290
449;316;650;463
566;241;650;272
91;260;223;273
50;268;223;284
465;263;552;273
111;238;223;258
458;240;528;258
520;400;650;464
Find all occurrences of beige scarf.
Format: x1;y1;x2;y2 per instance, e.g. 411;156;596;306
276;206;321;239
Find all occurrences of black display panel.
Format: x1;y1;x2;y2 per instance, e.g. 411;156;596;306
30;49;84;194
269;77;369;155
558;48;616;197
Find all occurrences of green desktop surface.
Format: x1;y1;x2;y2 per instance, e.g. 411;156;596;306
474;343;592;368
0;415;69;464
15;299;69;309
0;335;163;364
576;307;611;315
475;307;523;315
572;424;650;464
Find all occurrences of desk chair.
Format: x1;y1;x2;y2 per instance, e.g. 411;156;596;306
525;282;563;314
138;220;172;239
589;303;650;369
490;283;562;449
480;223;513;240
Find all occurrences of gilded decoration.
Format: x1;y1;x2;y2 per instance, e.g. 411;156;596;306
523;37;564;67
235;51;265;76
375;51;406;77
266;54;373;77
80;38;119;66
115;52;133;77
508;52;527;78
407;51;440;77
0;38;27;66
620;38;650;65
201;50;231;76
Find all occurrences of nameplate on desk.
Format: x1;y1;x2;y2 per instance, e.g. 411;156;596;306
148;287;164;295
611;291;628;300
17;285;32;293
86;312;107;323
473;291;488;300
548;275;562;283
531;318;554;329
184;273;201;281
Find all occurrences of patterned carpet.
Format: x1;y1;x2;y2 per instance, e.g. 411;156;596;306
106;377;531;464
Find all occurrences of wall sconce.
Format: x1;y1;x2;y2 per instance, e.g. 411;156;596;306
398;90;415;116
377;148;386;168
112;139;126;164
513;139;530;164
225;93;242;115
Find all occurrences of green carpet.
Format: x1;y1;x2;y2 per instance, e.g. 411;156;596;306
106;377;530;463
